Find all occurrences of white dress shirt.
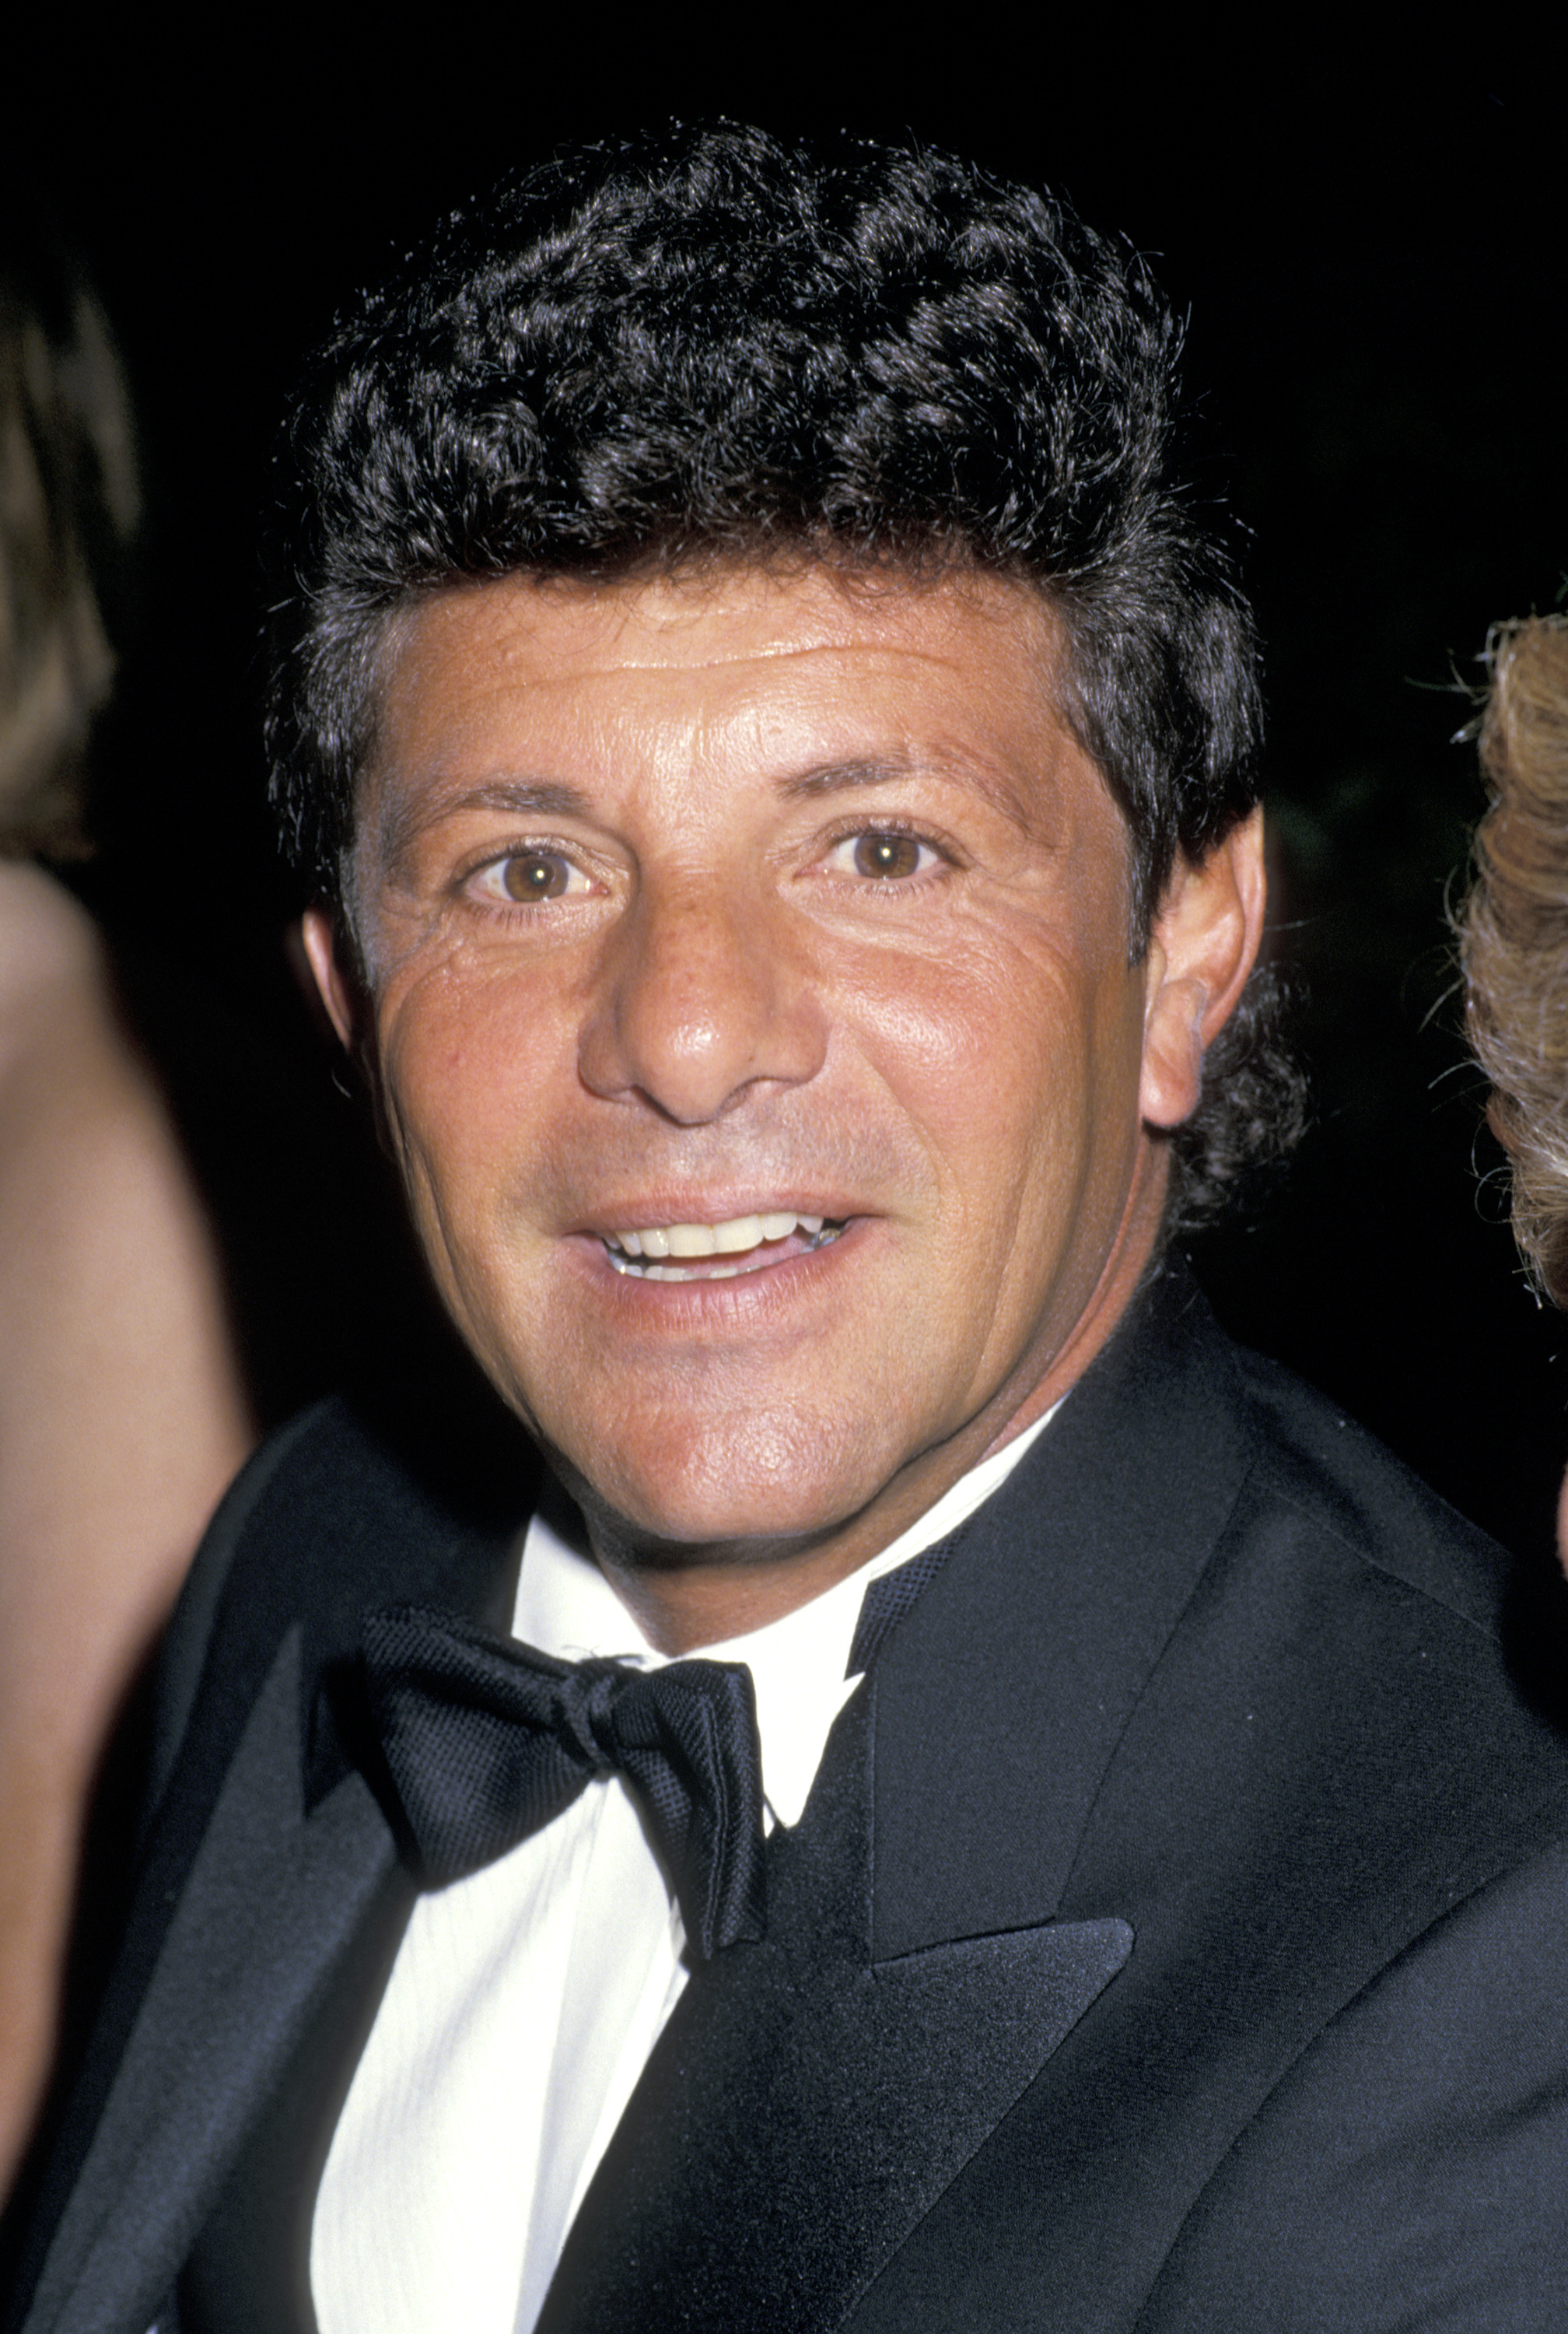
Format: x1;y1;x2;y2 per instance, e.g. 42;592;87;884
310;1413;1052;2334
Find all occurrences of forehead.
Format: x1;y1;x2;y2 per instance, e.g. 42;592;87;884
359;560;1110;852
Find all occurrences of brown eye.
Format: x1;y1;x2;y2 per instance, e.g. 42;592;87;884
852;832;923;880
501;852;572;901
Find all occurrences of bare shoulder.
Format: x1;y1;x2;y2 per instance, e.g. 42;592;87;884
0;857;253;1563
0;864;167;1196
0;862;104;1043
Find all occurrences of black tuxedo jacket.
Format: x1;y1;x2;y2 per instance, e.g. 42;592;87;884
10;1263;1568;2332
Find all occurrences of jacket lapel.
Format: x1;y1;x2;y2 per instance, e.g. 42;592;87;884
539;1683;1131;2334
19;1628;402;2334
542;1267;1245;2334
870;1262;1254;1959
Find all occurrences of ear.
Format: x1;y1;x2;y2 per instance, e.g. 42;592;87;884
1139;805;1266;1130
299;906;362;1053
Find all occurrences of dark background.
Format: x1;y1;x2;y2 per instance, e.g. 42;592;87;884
12;25;1568;1558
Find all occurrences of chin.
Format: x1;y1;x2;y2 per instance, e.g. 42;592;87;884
552;1413;899;1559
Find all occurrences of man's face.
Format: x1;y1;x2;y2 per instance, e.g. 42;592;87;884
316;565;1209;1565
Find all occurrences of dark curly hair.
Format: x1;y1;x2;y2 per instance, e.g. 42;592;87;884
264;121;1304;1229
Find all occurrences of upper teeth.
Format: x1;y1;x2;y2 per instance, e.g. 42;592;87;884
609;1211;824;1259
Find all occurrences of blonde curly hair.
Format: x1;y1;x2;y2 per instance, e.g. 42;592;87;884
1461;615;1568;1305
0;259;138;855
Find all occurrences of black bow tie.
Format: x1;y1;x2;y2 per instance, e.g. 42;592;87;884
361;1605;768;1960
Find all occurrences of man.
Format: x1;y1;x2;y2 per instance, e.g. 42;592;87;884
9;125;1568;2332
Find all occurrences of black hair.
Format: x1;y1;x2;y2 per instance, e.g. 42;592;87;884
264;121;1303;1228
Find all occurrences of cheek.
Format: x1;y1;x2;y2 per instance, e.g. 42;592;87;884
851;976;995;1092
848;933;1137;1193
374;958;574;1209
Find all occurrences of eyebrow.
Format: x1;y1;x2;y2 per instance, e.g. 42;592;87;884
781;752;1038;831
779;756;919;800
374;778;596;881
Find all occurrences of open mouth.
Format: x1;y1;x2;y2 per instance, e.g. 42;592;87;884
601;1211;847;1281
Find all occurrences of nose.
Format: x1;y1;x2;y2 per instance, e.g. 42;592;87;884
577;874;828;1124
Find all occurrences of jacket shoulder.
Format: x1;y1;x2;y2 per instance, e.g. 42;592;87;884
146;1394;530;1817
1211;1319;1568;1755
1221;1340;1513;1618
1127;1294;1568;1917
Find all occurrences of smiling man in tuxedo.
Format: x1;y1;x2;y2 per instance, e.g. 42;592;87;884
9;126;1568;2334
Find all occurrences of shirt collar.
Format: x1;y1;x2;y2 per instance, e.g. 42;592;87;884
511;1404;1056;1830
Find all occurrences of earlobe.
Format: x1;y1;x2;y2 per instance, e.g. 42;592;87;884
299;907;361;1053
1139;806;1266;1131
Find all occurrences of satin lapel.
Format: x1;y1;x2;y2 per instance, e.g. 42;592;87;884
871;1264;1255;1957
538;1684;1131;2334
19;1628;400;2334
